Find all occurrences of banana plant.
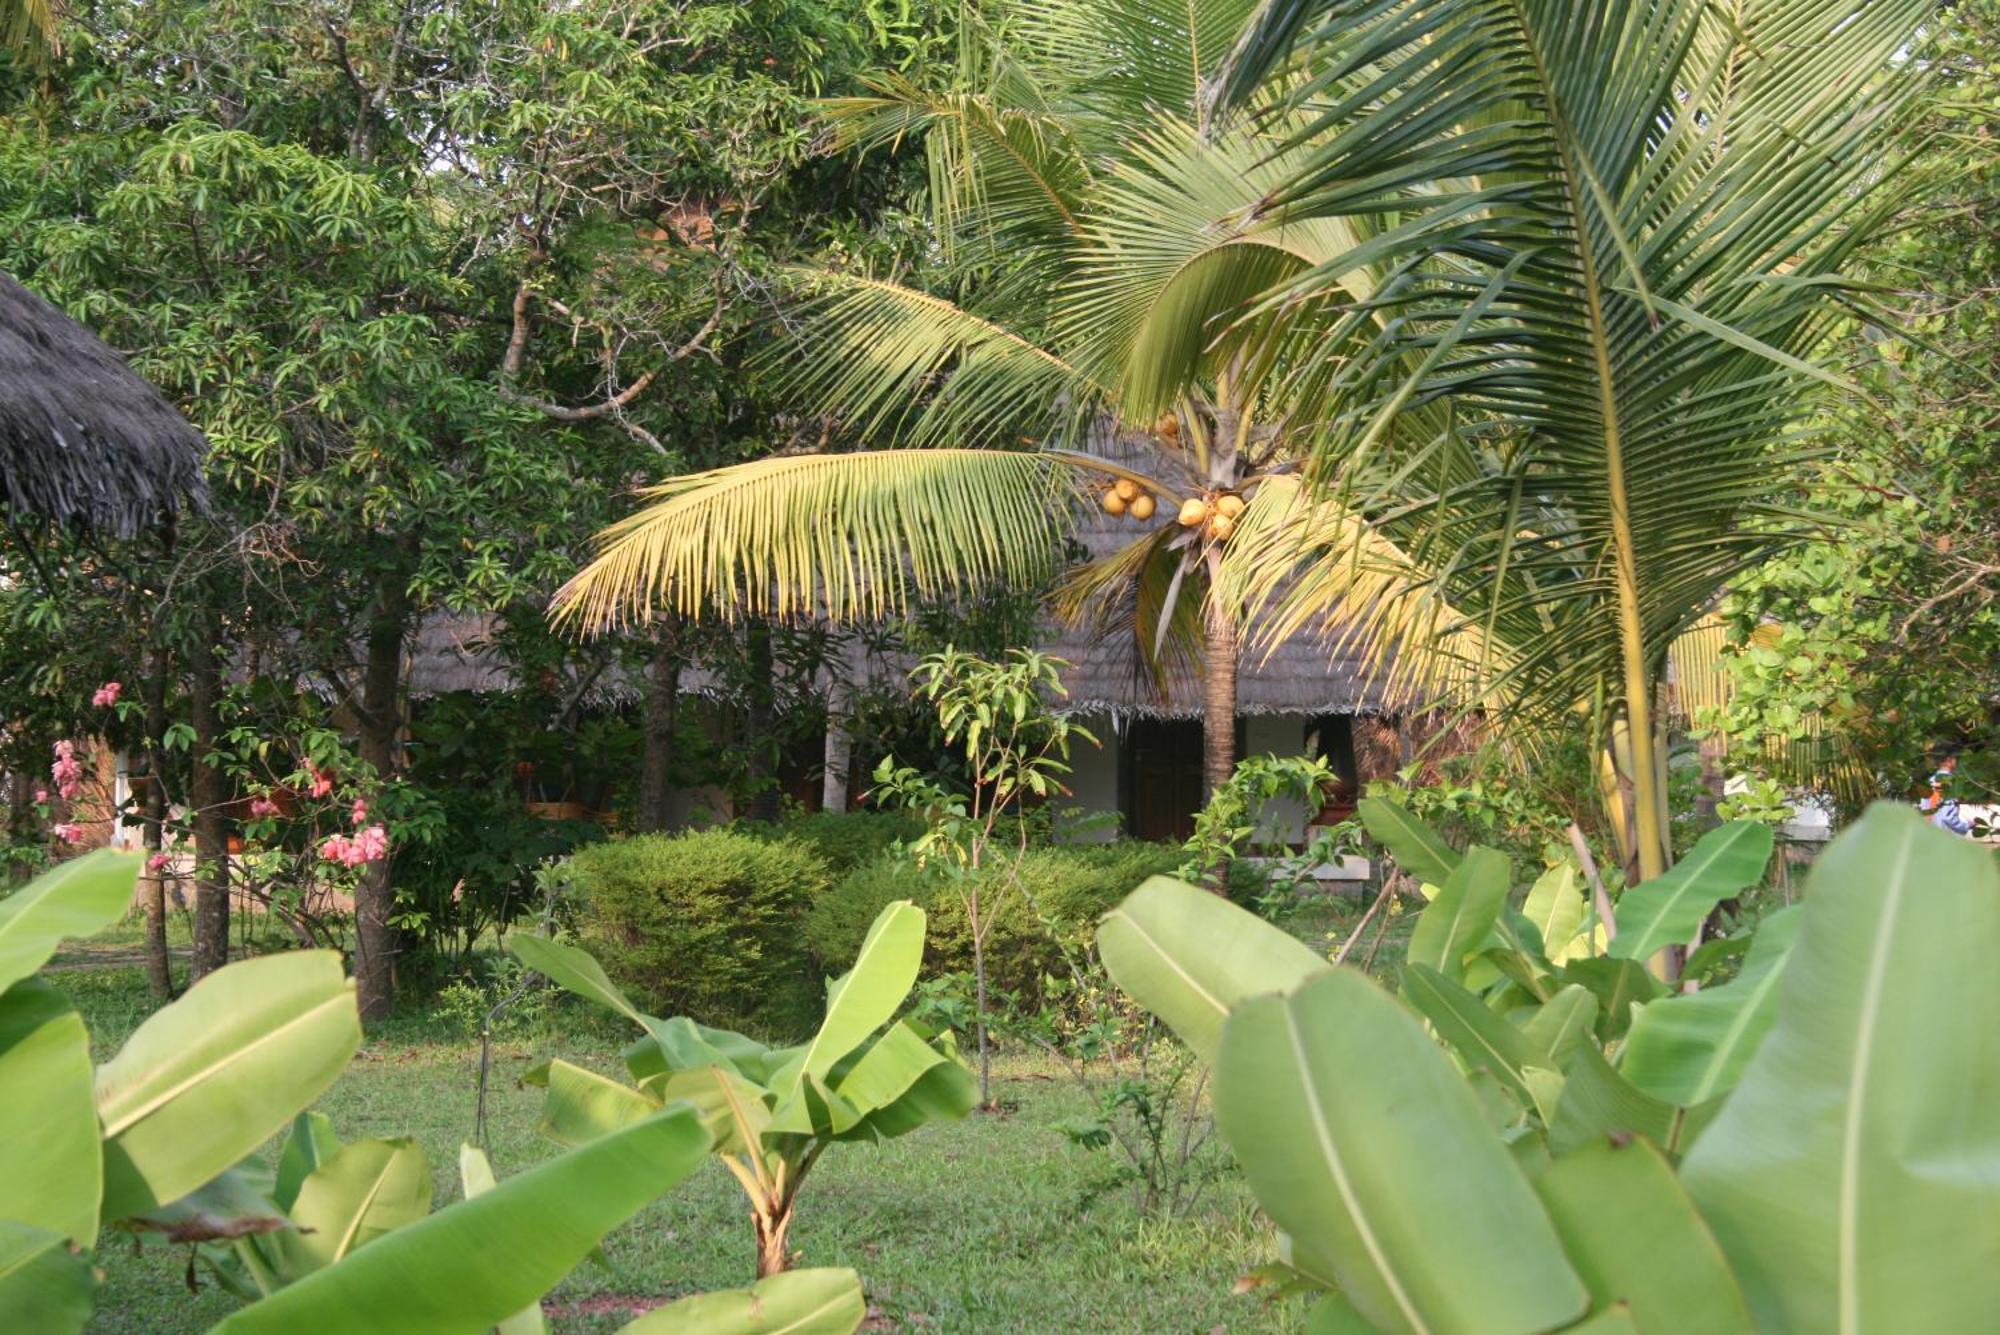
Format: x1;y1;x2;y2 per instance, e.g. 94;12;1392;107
0;852;362;1333
1103;803;1997;1332
512;899;975;1278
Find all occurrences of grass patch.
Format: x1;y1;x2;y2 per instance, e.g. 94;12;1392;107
61;941;1314;1333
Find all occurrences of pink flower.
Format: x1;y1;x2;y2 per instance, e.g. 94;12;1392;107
350;797;369;824
51;740;84;801
249;796;281;819
319;824;389;867
52;822;84;845
33;789;48;804
92;681;123;708
147;852;170;871
308;766;335;798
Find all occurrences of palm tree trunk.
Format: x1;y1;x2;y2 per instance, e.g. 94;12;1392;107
743;621;781;823
821;675;852;814
1201;548;1238;891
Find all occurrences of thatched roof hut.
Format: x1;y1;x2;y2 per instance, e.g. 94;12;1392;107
1;272;208;536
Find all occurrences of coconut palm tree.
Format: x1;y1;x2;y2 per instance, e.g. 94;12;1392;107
3;0;59;58
553;0;1412;801
1204;0;1936;882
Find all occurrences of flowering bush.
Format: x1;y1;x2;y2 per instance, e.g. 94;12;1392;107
91;681;122;708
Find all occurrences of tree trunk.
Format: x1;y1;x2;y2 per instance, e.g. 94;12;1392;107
353;580;411;1023
821;675;852;813
189;626;229;981
743;620;781;824
139;648;173;1000
636;623;681;835
1694;731;1727;830
753;1203;793;1278
1200;553;1239;792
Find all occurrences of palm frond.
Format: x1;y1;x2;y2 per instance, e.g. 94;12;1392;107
769;266;1102;448
552;450;1081;631
1049;523;1205;695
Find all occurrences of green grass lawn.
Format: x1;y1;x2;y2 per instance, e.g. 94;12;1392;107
57;940;1324;1334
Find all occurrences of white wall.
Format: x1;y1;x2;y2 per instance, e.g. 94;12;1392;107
1058;727;1121;842
1243;714;1312;846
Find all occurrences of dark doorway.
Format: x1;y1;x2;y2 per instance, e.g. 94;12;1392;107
1123;719;1205;842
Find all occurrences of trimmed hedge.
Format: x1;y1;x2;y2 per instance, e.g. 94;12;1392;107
740;809;926;875
803;842;1186;1001
564;828;829;1038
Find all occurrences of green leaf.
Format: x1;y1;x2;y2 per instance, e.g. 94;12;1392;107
1216;969;1588;1334
1519;985;1599;1069
617;1267;865;1333
0;851;140;992
459;1146;546;1335
213;1107;711;1335
1406;847;1510;983
1521;863;1588;963
1401;964;1539;1104
828;1020;971;1125
1534;1139;1751;1335
508;933;651;1028
540;1059;664;1148
646;1065;768;1157
769;901;925;1131
0;981;99;1244
274;1112;341;1213
279;1138;431;1273
1682;805;2000;1332
0;1220;93;1335
1099;875;1328;1064
1549;1045;1681;1157
1357;798;1460;887
1610;822;1772;962
96;951;361;1220
1620;906;1801;1106
1560;957;1662;1041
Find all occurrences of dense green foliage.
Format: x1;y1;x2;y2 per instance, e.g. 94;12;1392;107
804;842;1184;998
565;829;828;1037
740;809;925;876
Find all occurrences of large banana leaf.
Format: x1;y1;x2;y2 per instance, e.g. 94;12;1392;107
540;1058;665;1147
1098;875;1328;1064
1534;1140;1751;1334
1620;905;1801;1106
273;1111;340;1211
278;1137;431;1273
0;1220;93;1335
1548;1045;1680;1158
1216;969;1588;1334
0;980;99;1244
1356;798;1460;888
1521;864;1589;965
1609;822;1772;963
212;1106;711;1334
647;1065;770;1156
1400;964;1539;1104
826;1019;976;1138
459;1146;547;1335
618;1266;865;1334
1682;805;2000;1331
1405;847;1510;983
0;851;139;992
96;951;361;1219
768;901;924;1131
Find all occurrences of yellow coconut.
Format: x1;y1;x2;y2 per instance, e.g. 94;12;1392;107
1177;497;1208;527
1216;493;1246;519
1102;490;1128;516
1129;492;1157;521
1113;478;1140;502
1155;412;1180;441
1209;513;1236;541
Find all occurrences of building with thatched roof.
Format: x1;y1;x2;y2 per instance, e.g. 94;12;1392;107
1;271;208;536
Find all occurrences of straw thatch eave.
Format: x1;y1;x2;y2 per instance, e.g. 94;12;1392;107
1;272;209;537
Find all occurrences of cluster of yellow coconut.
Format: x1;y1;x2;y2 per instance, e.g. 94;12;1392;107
1098;477;1157;521
1100;479;1246;539
1179;491;1246;541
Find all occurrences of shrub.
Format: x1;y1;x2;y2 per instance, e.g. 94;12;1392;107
565;829;830;1037
741;808;925;874
804;841;1184;1001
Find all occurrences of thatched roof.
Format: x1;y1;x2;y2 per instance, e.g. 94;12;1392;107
1;272;209;536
